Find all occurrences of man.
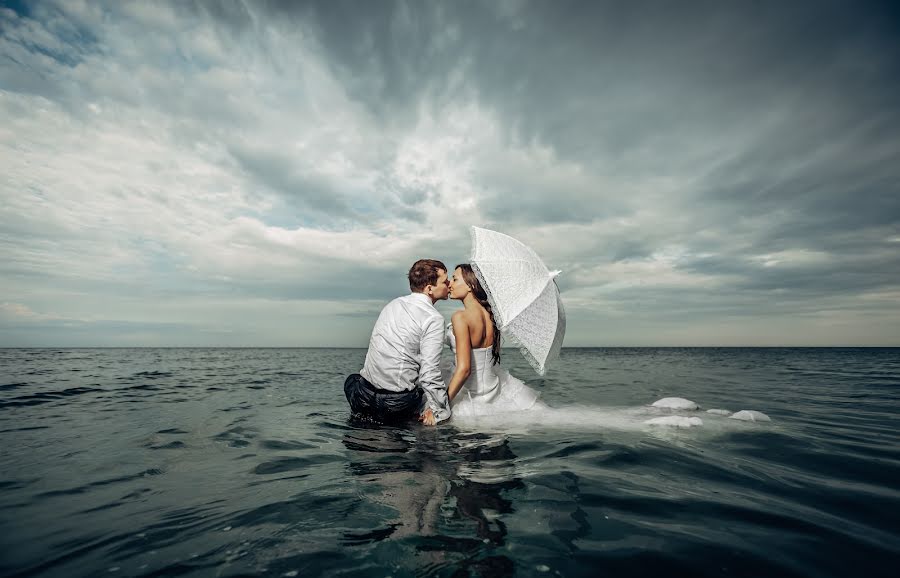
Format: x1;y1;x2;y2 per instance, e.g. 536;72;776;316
344;259;452;426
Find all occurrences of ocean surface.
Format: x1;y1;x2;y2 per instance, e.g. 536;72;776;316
1;347;898;577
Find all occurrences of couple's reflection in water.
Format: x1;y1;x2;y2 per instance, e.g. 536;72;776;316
342;417;522;576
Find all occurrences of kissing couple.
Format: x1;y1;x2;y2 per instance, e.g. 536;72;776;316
344;259;542;426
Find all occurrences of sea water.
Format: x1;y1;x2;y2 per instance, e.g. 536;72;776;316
1;347;898;577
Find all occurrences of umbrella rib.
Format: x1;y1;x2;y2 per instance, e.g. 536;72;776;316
497;278;553;327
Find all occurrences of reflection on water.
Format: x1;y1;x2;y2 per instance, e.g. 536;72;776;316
342;420;529;576
452;435;525;554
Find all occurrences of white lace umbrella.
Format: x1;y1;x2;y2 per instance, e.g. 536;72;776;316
470;226;566;375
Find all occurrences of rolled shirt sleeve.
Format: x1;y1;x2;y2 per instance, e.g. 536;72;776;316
418;313;451;422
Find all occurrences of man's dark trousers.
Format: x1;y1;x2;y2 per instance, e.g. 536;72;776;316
344;374;424;423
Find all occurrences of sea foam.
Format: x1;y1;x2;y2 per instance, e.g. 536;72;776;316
644;416;704;428
706;409;732;416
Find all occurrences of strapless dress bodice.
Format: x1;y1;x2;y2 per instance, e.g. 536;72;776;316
446;323;502;402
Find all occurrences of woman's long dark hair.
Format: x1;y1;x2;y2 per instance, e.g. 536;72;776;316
457;264;501;365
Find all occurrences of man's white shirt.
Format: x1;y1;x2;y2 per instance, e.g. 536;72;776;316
360;292;451;422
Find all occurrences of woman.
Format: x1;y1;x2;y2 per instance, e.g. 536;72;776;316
423;265;740;431
442;264;543;420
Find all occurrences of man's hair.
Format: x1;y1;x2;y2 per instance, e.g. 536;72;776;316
408;259;447;292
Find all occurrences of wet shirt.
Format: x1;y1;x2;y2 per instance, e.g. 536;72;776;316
360;292;451;423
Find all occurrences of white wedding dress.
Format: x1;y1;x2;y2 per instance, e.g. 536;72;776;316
443;323;545;419
440;328;772;432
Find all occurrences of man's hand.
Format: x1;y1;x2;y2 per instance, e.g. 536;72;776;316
419;408;436;426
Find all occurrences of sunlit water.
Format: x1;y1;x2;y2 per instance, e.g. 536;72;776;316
1;348;898;577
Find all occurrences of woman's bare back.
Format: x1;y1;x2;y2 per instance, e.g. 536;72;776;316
458;305;494;350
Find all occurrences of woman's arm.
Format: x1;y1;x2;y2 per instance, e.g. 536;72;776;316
447;312;472;402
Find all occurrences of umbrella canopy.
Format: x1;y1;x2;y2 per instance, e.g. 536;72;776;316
469;226;566;376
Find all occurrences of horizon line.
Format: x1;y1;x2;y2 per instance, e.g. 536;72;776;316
1;345;898;349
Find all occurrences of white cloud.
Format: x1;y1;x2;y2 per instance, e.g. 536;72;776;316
751;249;832;268
1;1;898;346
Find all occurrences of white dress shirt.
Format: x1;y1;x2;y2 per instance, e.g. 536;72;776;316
360;292;451;423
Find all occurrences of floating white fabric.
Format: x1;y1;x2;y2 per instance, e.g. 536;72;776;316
730;410;771;422
651;397;699;410
644;416;704;428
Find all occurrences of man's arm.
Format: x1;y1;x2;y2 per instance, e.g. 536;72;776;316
419;314;451;424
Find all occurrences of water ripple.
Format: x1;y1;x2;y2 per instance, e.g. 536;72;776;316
0;347;897;577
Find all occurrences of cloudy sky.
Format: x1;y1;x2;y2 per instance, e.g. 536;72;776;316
1;0;899;347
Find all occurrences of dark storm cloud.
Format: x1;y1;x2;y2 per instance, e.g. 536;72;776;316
460;1;900;167
238;0;900;258
228;143;354;217
680;249;900;296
